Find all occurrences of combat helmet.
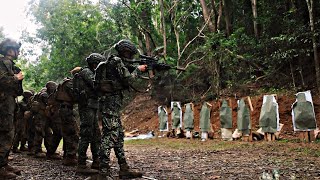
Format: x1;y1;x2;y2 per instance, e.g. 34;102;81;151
85;53;105;64
115;39;138;55
22;90;34;99
45;81;58;93
0;38;21;55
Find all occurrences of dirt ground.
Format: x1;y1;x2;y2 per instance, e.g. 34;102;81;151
10;93;320;179
11;139;320;180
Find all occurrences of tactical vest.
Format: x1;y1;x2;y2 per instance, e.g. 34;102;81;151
95;55;130;94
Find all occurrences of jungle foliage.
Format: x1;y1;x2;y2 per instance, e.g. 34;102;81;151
15;0;320;101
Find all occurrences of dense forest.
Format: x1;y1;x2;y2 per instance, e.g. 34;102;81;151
2;0;320;102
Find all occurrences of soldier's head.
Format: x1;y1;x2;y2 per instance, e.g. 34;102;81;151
115;39;138;60
22;90;34;100
45;81;58;94
86;53;105;70
0;38;21;60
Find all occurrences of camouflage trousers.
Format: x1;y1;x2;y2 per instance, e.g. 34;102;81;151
0;96;15;167
78;105;101;164
33;113;51;153
99;94;126;171
13;114;28;150
46;114;63;155
59;103;79;158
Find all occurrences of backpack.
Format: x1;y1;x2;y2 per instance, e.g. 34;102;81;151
55;78;74;103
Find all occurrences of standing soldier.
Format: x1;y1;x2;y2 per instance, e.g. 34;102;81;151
55;68;81;166
30;87;51;158
45;81;63;159
94;40;146;179
0;38;24;179
12;90;34;153
75;54;104;174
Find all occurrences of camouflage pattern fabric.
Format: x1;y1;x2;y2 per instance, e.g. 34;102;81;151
292;92;317;131
220;100;232;129
59;103;79;157
96;54;140;173
259;95;278;133
13;99;29;150
31;91;51;154
0;57;23;167
56;78;79;158
158;106;168;131
46;93;63;155
77;67;101;164
99;94;126;170
237;99;251;135
183;103;194;131
200;102;211;132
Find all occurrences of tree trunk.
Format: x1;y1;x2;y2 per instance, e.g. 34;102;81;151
210;0;218;31
159;0;167;58
306;0;320;93
251;0;259;38
217;0;223;30
222;0;232;36
199;0;216;32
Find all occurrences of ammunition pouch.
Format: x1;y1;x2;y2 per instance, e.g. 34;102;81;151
98;80;126;93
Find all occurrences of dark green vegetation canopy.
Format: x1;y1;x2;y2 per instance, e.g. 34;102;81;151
12;0;320;99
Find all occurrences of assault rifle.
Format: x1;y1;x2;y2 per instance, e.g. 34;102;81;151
130;54;185;78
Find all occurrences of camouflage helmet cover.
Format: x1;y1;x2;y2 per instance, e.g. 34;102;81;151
86;53;105;64
115;39;138;55
45;81;58;92
22;90;34;98
0;38;21;55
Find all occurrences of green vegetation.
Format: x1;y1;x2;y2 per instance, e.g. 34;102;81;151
9;0;320;97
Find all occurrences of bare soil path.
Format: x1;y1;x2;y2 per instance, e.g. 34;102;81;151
11;139;320;180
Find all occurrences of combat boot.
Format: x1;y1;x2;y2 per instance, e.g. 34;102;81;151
63;156;77;166
76;164;99;175
91;158;100;170
119;163;143;179
4;164;21;175
0;167;17;179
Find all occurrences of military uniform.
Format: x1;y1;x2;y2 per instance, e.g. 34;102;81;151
12;91;33;152
45;82;63;159
95;40;143;179
55;77;79;165
0;38;23;178
31;89;51;157
76;54;104;174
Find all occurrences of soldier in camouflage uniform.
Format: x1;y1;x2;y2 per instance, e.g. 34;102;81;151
31;87;52;158
12;90;34;153
76;53;104;174
55;69;80;166
45;81;63;160
0;38;24;179
94;40;146;179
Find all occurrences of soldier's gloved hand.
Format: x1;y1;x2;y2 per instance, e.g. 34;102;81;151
138;65;147;72
15;71;24;80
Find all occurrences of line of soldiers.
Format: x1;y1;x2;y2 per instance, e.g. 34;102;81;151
0;38;146;179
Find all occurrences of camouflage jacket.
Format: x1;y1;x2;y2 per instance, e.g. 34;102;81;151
0;57;23;97
78;67;98;100
94;55;139;94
